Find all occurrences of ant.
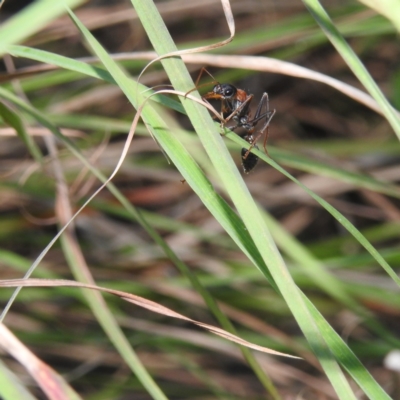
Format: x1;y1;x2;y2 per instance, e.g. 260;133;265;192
190;68;276;173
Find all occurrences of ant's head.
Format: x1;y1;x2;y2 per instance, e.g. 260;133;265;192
212;83;237;99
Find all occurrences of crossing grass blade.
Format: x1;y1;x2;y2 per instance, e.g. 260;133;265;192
0;0;85;55
302;0;400;139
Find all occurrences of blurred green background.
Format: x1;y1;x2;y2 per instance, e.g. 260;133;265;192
0;0;400;399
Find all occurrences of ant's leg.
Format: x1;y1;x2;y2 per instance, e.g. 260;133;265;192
223;94;254;125
199;100;232;136
185;67;218;97
247;92;276;155
254;108;275;155
195;67;215;87
241;106;275;160
250;92;273;126
219;103;231;135
216;97;253;135
243;112;275;158
261;108;276;154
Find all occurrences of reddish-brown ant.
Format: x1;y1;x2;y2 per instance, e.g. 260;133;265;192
190;68;276;173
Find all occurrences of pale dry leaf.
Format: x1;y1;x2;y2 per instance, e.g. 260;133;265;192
0;322;82;400
137;0;235;84
0;278;301;359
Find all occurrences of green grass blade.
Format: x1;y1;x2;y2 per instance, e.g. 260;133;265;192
130;0;397;397
0;101;42;163
0;0;85;55
263;212;364;311
358;0;400;32
8;45;116;83
65;8;283;395
306;297;392;399
302;0;400;139
0;359;38;400
7;45;184;114
227;131;400;288
274;148;400;199
58;229;168;400
128;0;360;398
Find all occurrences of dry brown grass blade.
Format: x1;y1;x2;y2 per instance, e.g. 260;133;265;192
137;0;235;84
180;53;388;115
1;50;390;117
0;278;301;360
149;282;319;366
0;322;82;400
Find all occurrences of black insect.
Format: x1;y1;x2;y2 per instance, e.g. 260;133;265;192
196;69;275;173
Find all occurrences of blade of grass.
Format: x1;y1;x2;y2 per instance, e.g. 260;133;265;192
357;0;400;32
46;132;171;400
0;0;85;56
305;296;391;399
0;278;300;359
0;359;38;400
302;0;400;139
263;209;400;350
263;212;365;312
7;45;185;114
0;322;83;400
66;8;284;394
9;46;393;118
228;130;400;289
0;101;42;163
273;147;400;199
128;0;358;398
129;1;396;397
